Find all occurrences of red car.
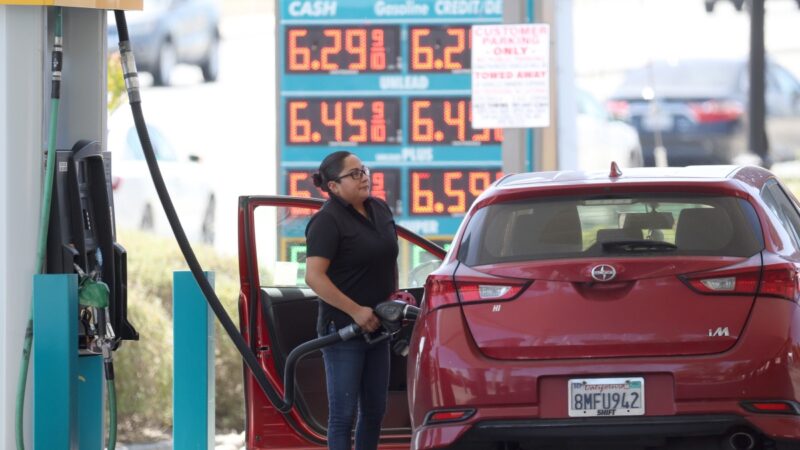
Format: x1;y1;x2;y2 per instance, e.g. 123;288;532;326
238;164;800;450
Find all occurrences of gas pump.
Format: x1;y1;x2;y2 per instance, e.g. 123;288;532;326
46;139;139;353
44;139;139;450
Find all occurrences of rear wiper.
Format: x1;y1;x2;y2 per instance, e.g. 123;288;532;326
601;240;678;252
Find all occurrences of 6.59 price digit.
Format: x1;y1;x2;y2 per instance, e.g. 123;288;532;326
410;169;503;216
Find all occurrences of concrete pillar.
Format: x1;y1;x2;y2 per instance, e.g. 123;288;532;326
0;7;106;449
553;0;577;171
0;8;47;449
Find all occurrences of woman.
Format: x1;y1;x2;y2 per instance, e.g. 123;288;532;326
304;151;399;450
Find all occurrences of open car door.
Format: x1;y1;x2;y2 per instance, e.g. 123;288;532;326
238;195;446;450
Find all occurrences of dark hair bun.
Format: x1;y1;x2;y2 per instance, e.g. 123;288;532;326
312;173;324;188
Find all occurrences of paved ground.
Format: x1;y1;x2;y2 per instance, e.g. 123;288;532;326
118;431;245;450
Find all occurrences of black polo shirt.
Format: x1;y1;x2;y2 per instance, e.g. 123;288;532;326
305;194;399;332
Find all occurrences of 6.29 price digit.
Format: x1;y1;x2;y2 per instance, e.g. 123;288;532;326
286;26;399;72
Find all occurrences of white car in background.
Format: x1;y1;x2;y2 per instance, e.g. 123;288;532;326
107;112;216;244
576;89;644;170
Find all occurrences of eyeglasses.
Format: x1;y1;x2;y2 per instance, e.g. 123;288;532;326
333;166;370;182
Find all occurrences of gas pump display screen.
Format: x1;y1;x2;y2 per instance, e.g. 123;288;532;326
409;168;503;215
286;168;401;214
409;26;472;72
409;97;504;145
286;98;401;145
286;26;401;73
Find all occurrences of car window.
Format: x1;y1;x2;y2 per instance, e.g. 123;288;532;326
577;90;606;119
761;180;800;252
457;194;763;265
398;239;444;289
124;126;178;162
770;64;800;97
737;65;794;96
766;70;779;94
253;203;442;289
122;128;146;161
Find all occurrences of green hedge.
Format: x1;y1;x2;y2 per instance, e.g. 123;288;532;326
115;229;246;440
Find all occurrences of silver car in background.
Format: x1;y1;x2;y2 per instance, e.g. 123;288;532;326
107;0;221;86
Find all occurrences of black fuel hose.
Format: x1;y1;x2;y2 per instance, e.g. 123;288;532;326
113;10;329;414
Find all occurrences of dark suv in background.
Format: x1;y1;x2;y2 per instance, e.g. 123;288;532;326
107;0;221;86
607;58;800;166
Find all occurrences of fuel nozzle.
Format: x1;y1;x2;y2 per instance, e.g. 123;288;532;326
371;299;420;341
374;299;420;324
373;300;420;356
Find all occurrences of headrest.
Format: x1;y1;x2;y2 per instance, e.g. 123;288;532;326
676;208;733;252
509;206;582;255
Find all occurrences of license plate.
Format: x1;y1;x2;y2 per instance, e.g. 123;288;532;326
568;377;645;417
642;112;672;131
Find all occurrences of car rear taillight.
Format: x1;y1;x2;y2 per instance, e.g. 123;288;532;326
741;400;800;415
688;100;743;123
607;100;630;120
423;274;529;312
423;274;460;312
425;409;475;425
111;175;121;190
456;280;528;302
682;264;799;301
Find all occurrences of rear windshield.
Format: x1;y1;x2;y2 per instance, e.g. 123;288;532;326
457;195;763;266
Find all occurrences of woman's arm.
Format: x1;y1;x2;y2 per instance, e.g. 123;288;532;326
305;256;380;332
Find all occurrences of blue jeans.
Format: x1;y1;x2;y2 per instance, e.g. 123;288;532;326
320;323;390;450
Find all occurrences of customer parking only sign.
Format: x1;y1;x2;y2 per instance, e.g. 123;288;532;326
471;23;550;128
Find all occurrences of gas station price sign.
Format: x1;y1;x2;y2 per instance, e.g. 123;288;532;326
285;168;401;215
409;25;472;72
278;0;505;240
409;97;503;144
287;98;401;145
409;168;502;215
286;25;402;73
